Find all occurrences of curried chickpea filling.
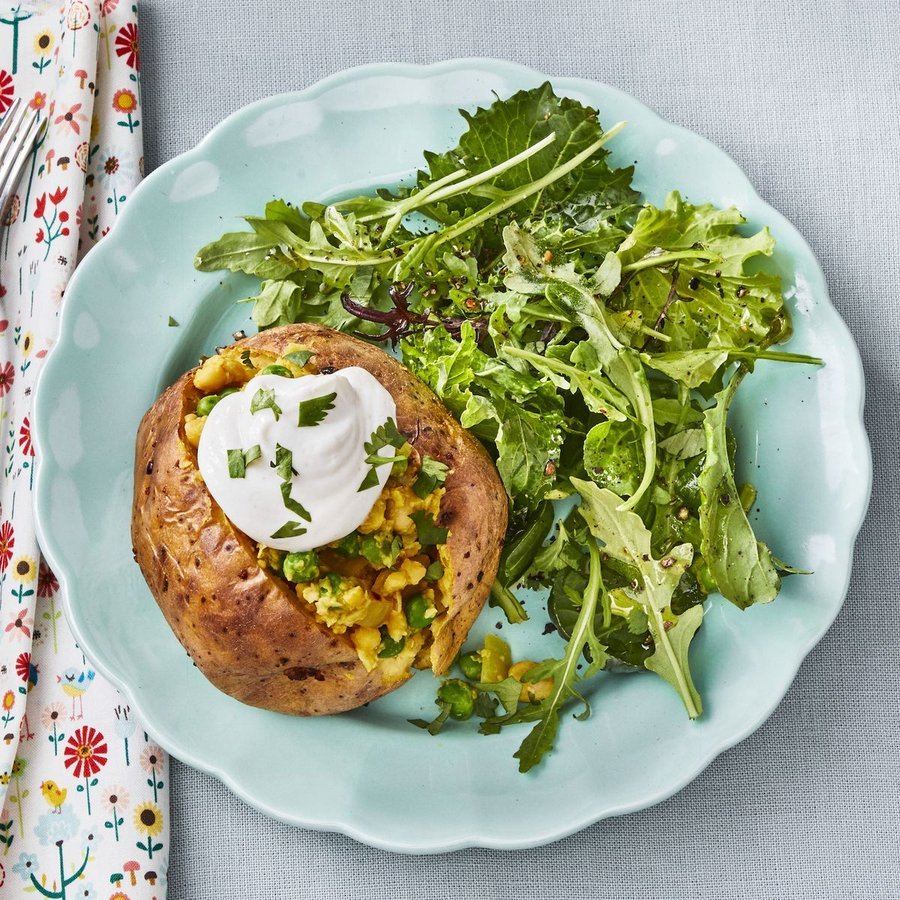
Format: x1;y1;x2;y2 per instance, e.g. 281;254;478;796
183;343;452;676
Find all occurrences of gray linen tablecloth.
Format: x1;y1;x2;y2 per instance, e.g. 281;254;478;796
139;1;898;897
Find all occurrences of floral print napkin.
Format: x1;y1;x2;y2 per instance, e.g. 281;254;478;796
0;2;169;897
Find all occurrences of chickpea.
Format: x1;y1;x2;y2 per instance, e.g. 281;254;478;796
509;661;553;702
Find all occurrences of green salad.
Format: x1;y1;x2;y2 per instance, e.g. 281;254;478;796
196;83;820;771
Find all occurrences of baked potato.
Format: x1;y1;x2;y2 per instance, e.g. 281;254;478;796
131;323;508;715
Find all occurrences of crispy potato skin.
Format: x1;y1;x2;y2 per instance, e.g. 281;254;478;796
132;324;507;715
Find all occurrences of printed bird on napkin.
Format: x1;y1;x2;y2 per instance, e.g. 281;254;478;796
0;2;169;896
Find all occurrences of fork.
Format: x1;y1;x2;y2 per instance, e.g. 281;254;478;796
0;97;48;224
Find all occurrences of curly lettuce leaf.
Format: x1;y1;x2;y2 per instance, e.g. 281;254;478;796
401;324;566;504
610;192;787;351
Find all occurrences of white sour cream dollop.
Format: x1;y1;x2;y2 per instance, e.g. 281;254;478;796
197;368;397;552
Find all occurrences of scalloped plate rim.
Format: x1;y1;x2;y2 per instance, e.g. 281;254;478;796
32;58;872;853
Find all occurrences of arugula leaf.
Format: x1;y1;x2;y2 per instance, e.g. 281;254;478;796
504;537;607;772
413;456;450;499
297;391;336;427
699;373;780;607
642;347;823;389
573;478;702;717
248;279;303;328
403;324;566;505
658;428;706;460
583;418;643;498
195;231;281;275
642;348;731;389
530;519;577;577
250;387;282;421
504;343;630;420
270;521;307;540
644;604;704;715
411;510;449;546
469;394;564;507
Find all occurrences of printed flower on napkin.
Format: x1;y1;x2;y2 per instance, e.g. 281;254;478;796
0;2;168;896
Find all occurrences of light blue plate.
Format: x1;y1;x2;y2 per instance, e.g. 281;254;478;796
32;60;871;852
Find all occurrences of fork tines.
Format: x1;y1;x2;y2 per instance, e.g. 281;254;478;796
0;97;49;224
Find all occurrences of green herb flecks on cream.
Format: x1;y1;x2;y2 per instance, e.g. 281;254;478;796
196;367;398;552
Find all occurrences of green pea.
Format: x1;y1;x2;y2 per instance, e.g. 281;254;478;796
378;632;406;659
196;394;220;417
260;364;293;378
335;532;361;557
458;650;482;682
404;594;435;630
437;679;476;720
282;550;319;583
219;387;239;397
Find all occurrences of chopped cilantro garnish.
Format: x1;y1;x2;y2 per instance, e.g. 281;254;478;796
226;445;261;478
366;418;405;452
414;456;450;499
283;349;313;368
411;510;448;546
250;387;282;421
357;417;406;492
357;466;381;492
270;521;307;540
297;391;336;426
271;443;296;481
280;480;311;522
